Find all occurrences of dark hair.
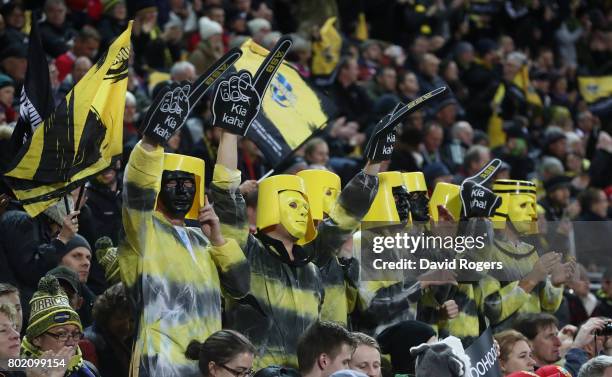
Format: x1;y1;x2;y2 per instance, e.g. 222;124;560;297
512;313;559;340
578;188;604;213
338;56;357;72
0;3;24;20
0;283;19;297
92;283;130;329
185;330;256;376
376;66;395;78
77;25;101;42
297;321;355;373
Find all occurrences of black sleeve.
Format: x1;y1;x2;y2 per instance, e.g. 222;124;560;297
589;149;612;188
1;211;65;288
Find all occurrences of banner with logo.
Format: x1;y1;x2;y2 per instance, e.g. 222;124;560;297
232;39;337;167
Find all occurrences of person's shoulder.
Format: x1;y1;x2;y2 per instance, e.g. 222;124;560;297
1;209;34;227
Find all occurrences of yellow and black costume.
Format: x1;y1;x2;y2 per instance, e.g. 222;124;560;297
297;169;360;325
417;181;542;346
352;172;423;336
209;164;378;369
120;142;249;377
486;180;562;327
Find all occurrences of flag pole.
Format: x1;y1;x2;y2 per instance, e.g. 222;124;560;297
257;169;274;183
63;195;71;214
74;184;85;210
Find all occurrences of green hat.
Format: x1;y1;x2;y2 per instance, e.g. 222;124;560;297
102;0;124;14
26;276;82;340
0;73;14;90
95;236;120;284
46;266;81;296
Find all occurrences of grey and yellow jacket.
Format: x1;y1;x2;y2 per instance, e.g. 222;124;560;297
315;177;376;326
318;256;360;325
209;164;378;369
350;227;423;336
119;142;249;377
470;238;563;329
418;275;530;346
418;237;562;346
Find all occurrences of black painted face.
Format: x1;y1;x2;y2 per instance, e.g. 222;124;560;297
160;170;196;218
408;191;430;222
392;186;410;224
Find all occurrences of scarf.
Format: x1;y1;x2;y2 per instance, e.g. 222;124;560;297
21;337;95;377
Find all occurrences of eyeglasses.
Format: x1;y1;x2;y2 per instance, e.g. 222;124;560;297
45;331;84;342
220;364;254;377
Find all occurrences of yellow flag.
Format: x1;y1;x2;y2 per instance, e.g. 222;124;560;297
578;76;612;103
233;38;336;166
4;22;132;217
356;12;369;41
311;17;342;77
513;65;542;107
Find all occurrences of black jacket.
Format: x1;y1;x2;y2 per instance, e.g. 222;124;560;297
0;210;67;327
82;181;122;246
84;323;132;377
38;20;76;58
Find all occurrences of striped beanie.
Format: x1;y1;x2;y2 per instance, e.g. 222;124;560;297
26;276;82;340
95;236;120;285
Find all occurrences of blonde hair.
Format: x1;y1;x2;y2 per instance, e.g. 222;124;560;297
351;332;380;352
494;330;530;362
0;303;16;325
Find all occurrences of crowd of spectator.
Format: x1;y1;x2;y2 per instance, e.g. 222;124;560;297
1;0;612;377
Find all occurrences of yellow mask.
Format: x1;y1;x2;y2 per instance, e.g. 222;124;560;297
256;174;317;244
278;190;310;240
506;193;538;234
296;170;341;221
322;187;338;216
429;182;461;222
491;180;538;234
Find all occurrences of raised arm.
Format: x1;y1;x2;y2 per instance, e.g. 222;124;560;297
208;131;250;249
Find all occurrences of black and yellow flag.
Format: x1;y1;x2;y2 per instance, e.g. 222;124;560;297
233;39;336;167
311;17;342;78
578;76;612;118
578;76;612;103
4;22;132;217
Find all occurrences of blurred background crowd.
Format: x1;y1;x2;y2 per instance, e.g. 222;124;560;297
1;0;612;376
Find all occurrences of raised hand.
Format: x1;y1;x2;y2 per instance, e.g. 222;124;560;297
364;87;448;162
364;104;400;162
198;198;225;246
530;252;562;281
551;256;577;286
212;36;292;136
442;299;459;319
459;159;502;218
57;211;80;243
140;48;242;144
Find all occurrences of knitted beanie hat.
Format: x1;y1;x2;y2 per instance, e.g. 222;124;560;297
64;234;92;254
26;276;82;340
43;197;73;225
411;340;468;377
95;236;120;284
